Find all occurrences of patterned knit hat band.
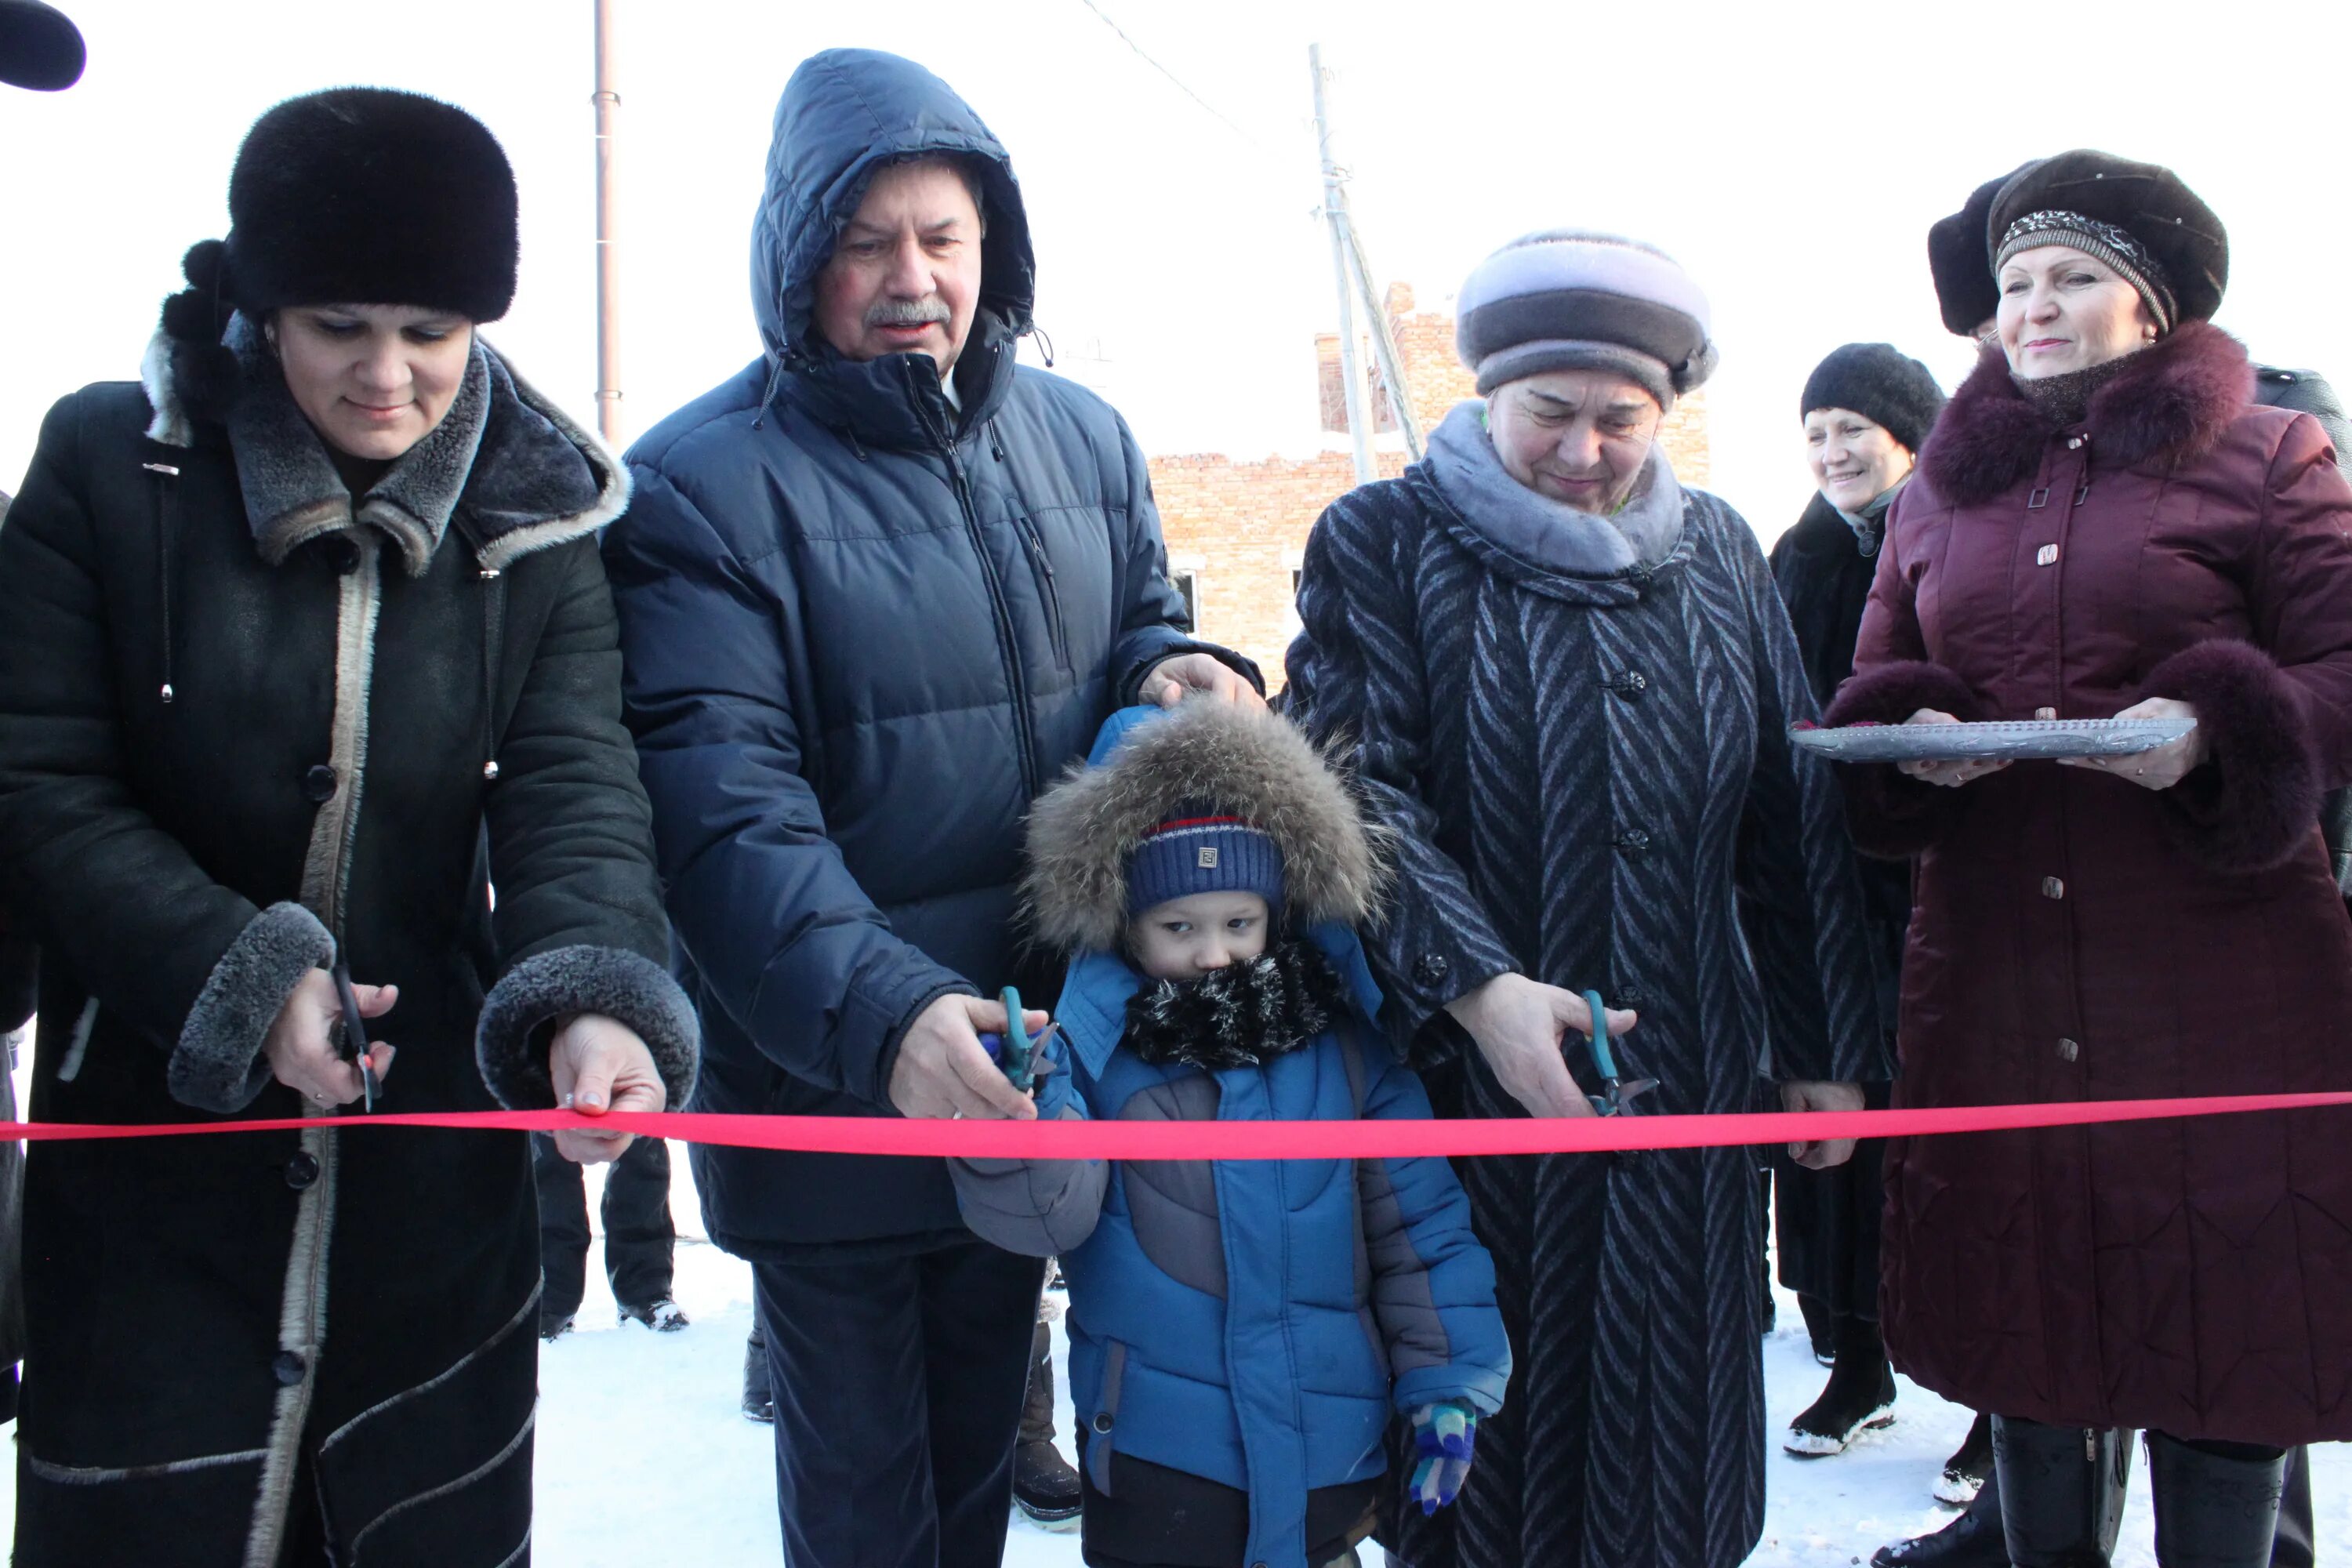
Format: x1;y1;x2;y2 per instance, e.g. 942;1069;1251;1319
1127;815;1286;920
1994;209;2176;334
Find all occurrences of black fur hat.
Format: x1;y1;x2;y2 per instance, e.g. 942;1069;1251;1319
1800;343;1947;456
159;88;518;423
1987;150;2227;325
1926;163;2034;337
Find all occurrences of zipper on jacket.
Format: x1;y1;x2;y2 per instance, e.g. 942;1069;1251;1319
1014;510;1070;669
906;359;1040;798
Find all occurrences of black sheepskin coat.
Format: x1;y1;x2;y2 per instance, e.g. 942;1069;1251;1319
1828;322;2352;1442
0;337;697;1565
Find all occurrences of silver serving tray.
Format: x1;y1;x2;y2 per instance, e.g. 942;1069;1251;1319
1790;717;2196;763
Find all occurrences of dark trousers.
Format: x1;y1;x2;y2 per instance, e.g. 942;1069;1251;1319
532;1131;676;1318
753;1236;1045;1568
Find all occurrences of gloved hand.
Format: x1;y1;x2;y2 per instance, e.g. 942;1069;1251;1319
1408;1400;1479;1515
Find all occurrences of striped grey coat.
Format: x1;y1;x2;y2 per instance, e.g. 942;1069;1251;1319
1287;460;1885;1568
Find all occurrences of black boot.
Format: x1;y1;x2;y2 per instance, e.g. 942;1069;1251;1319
1937;1410;1995;1505
1784;1318;1895;1456
741;1329;774;1424
2146;1432;2287;1568
1993;1416;2129;1566
1872;1468;2008;1568
1013;1318;1081;1527
2270;1446;2313;1568
1797;1292;1838;1367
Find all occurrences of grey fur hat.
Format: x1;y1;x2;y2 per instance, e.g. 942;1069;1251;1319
1022;702;1388;954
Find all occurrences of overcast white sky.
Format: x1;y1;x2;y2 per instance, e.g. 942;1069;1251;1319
4;0;2348;534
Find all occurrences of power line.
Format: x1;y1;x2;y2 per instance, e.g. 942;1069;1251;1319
1072;0;1260;147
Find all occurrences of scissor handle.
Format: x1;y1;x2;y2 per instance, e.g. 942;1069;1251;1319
1581;989;1621;1083
996;985;1036;1092
330;960;378;1113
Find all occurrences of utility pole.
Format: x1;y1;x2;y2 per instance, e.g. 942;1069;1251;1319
592;0;622;446
1309;45;1374;486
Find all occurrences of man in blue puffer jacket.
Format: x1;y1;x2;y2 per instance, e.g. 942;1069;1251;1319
953;702;1510;1568
601;47;1261;1568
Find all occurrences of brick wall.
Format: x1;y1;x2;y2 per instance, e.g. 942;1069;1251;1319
1149;285;1710;688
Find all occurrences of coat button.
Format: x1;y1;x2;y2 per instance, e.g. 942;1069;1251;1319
2042;877;2065;900
303;764;339;803
482;760;501;782
2036;544;2059;566
1414;953;1450;987
1613;829;1650;856
2066;437;2085;450
1618;986;1644;1007
324;537;361;575
2034;706;2057;720
2058;1038;2081;1063
1092;1412;1114;1434
271;1351;307;1386
283;1152;320;1190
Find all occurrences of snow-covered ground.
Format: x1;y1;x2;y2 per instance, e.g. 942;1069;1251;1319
0;1116;2343;1563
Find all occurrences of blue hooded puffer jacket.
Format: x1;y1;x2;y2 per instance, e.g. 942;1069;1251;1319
601;50;1255;1250
956;709;1510;1568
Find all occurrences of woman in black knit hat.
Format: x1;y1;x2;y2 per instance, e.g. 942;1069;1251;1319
0;88;697;1564
1769;343;1944;1465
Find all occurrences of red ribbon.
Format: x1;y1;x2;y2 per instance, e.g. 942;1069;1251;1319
4;1090;2349;1158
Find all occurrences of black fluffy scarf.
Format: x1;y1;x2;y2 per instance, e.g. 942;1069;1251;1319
1122;939;1352;1072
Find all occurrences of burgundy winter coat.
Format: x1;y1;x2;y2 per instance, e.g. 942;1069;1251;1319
1826;321;2352;1444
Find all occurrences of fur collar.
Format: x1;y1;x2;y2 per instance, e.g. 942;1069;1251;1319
1121;939;1352;1072
1919;321;2254;506
140;318;628;576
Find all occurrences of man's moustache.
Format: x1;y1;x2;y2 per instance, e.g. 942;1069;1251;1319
866;299;951;328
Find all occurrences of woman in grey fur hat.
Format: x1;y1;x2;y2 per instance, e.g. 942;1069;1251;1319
0;88;696;1565
1287;230;1886;1568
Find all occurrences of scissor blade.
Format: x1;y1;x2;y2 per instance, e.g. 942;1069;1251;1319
1616;1078;1659;1107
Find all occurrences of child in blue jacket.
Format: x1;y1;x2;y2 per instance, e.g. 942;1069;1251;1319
950;701;1509;1568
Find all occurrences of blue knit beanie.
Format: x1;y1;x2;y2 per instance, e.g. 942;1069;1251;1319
1125;806;1286;920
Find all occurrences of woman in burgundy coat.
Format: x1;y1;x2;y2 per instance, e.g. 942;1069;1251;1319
1826;150;2352;1568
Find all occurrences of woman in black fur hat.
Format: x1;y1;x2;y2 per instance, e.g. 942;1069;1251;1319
1769;343;1944;1465
0;88;696;1564
1828;148;2352;1568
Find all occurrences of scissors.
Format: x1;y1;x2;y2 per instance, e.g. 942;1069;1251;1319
1577;987;1653;1117
330;960;380;1113
977;985;1054;1095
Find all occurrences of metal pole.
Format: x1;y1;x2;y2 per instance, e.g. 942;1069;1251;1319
593;0;622;446
1310;45;1374;486
1341;214;1425;459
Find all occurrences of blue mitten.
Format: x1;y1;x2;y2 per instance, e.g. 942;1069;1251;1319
1408;1400;1479;1515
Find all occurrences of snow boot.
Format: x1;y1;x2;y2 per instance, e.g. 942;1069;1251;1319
1871;1473;2007;1568
2146;1432;2287;1568
1013;1319;1081;1527
618;1296;688;1332
1797;1292;1838;1367
539;1311;575;1343
1937;1410;1996;1505
1784;1320;1896;1456
1992;1416;2129;1566
742;1329;774;1424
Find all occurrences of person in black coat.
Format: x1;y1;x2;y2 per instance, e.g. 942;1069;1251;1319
1769;344;1944;1465
601;48;1258;1568
0;89;698;1565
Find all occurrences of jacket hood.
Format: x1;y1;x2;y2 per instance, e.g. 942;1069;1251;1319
1022;703;1390;955
1918;321;2255;507
751;49;1035;371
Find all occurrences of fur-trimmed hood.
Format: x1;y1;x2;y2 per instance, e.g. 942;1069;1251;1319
140;318;627;577
1022;702;1388;953
1918;321;2256;507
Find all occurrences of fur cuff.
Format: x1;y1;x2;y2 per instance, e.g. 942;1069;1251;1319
170;902;335;1113
475;946;699;1110
1819;662;1987;858
2138;640;2321;873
